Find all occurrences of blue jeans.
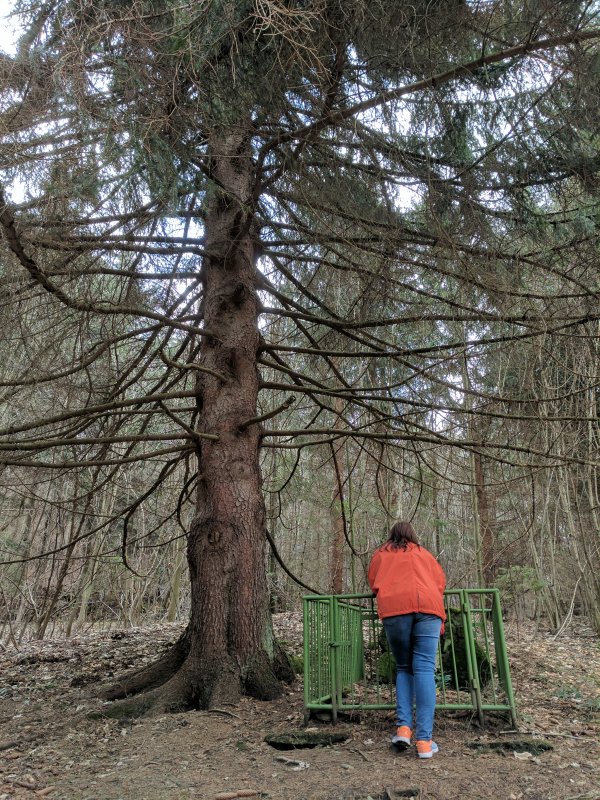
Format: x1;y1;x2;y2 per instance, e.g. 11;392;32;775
382;612;442;741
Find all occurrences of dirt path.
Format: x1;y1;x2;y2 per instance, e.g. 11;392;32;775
1;616;599;800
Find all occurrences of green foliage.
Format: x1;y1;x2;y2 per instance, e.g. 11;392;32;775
435;668;452;690
378;651;396;684
496;566;547;603
289;654;304;675
441;609;491;690
555;685;582;700
375;611;492;690
276;640;304;675
582;697;600;717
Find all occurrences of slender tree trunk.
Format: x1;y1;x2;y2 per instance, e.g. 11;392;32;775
329;396;345;594
166;535;186;622
267;449;282;613
473;451;495;585
102;128;286;713
461;343;484;587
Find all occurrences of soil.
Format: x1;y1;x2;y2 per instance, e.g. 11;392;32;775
1;615;599;800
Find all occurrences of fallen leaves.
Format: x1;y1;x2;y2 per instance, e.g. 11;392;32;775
2;749;22;758
0;616;598;800
0;779;55;798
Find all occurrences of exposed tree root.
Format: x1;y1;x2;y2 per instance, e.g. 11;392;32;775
99;627;191;701
92;668;196;720
96;634;287;718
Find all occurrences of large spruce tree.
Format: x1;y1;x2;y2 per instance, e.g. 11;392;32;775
0;0;599;711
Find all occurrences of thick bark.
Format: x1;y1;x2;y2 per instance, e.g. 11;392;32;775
101;129;285;714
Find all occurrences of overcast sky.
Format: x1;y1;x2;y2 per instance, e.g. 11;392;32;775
1;1;21;55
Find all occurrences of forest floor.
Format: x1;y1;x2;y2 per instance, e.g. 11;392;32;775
1;615;599;800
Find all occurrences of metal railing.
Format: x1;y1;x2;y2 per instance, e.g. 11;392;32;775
303;590;517;727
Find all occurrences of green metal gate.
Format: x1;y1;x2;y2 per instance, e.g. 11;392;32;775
303;590;517;727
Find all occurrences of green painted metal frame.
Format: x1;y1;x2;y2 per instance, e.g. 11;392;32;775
303;589;517;727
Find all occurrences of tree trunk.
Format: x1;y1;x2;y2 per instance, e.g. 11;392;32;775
101;129;285;714
166;534;185;622
329;396;345;594
473;450;495;586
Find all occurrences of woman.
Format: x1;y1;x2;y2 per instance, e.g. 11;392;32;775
368;521;446;759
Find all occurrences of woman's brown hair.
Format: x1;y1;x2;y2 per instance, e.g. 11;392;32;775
384;521;420;550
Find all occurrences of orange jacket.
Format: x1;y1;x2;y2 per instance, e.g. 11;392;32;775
368;542;446;626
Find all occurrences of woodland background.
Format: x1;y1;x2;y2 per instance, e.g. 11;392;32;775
0;0;599;657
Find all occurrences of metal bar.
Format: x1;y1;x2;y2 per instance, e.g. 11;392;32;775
478;597;498;704
330;596;340;723
305;702;516;712
446;597;463;705
462;590;485;725
328;702;515;711
302;590;516;725
303;597;310;719
491;589;518;728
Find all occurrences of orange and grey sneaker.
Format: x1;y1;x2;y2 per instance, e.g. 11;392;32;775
416;740;439;759
391;726;412;749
